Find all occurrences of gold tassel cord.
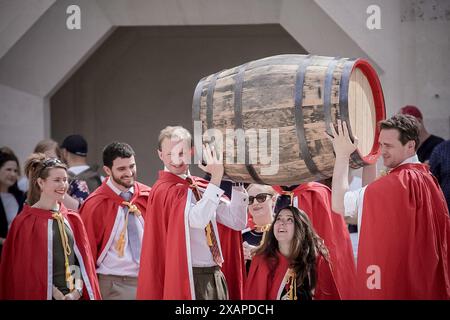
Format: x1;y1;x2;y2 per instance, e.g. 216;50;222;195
287;269;298;301
52;212;74;291
205;223;213;247
116;201;141;257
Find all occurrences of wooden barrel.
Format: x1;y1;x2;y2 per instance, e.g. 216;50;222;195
192;54;385;185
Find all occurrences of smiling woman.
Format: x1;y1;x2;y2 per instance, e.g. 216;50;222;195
0;147;25;255
0;153;101;300
244;206;340;300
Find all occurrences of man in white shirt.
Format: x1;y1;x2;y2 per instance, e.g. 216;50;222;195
137;126;248;300
80;142;151;299
327;115;450;299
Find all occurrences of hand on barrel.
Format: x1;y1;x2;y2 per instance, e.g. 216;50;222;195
326;120;358;159
198;143;224;187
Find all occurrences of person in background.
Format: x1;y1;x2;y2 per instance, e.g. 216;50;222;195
242;184;276;273
0;147;25;259
429;139;450;212
17;139;61;193
399;105;444;163
60;134;102;209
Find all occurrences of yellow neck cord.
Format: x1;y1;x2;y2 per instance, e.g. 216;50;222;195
52;211;74;291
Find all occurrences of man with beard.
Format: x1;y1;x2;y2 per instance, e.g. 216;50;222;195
79;142;151;299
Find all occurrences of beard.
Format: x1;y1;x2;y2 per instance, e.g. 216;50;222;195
111;171;136;189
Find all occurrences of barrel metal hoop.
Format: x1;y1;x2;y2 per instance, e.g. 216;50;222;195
206;72;220;129
233;63;265;184
338;58;357;141
323;57;341;136
192;77;206;124
294;55;322;178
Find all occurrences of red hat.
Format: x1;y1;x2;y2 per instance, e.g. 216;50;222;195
399;105;423;120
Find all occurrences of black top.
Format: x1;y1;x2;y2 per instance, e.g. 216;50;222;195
53;220;78;295
280;278;312;300
0;184;25;259
242;229;263;247
418;134;444;162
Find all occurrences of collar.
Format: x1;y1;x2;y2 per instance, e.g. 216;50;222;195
106;177;135;196
398;154;420;167
68;165;90;175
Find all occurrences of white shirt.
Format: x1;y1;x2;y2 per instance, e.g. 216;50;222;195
165;168;248;267
343;154;420;257
0;193;19;230
68;165;90;175
96;178;142;277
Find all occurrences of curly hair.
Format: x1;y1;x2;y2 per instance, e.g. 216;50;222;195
254;206;329;297
102;142;135;168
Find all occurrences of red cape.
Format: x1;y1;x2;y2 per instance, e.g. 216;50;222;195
217;224;246;300
0;204;101;300
356;163;450;299
273;183;355;299
79;178;150;263
137;171;245;299
244;252;340;300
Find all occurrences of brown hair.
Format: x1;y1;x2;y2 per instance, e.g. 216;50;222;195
0;146;20;176
158;126;191;151
254;206;329;297
379;114;420;151
24;153;67;206
33;139;61;159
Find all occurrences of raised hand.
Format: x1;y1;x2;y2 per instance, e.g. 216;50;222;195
326;120;358;159
198;143;224;186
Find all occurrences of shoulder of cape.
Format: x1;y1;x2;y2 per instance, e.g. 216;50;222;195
135;181;152;197
79;184;114;213
366;165;430;198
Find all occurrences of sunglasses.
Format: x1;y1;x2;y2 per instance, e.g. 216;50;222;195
248;193;273;205
43;158;63;168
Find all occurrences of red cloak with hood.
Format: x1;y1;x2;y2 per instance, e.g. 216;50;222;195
356;163;450;299
0;204;101;300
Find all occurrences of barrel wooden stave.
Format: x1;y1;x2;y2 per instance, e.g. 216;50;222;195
194;54;383;185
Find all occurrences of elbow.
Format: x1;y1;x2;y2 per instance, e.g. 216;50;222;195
331;202;345;215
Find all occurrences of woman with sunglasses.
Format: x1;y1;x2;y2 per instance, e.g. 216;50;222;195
242;184;276;273
0;153;101;300
244;206;340;300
